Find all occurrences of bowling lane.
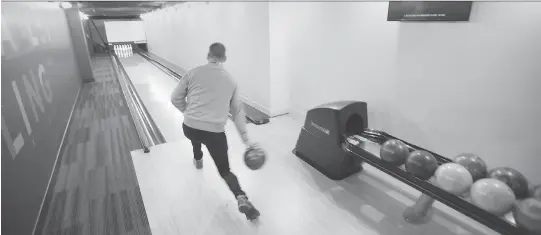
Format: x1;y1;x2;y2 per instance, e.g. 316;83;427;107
119;54;501;235
118;54;187;141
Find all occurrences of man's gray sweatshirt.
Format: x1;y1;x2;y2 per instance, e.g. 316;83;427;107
170;63;249;143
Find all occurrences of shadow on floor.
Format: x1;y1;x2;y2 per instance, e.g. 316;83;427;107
300;162;483;235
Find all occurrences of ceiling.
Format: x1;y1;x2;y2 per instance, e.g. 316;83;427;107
78;1;179;18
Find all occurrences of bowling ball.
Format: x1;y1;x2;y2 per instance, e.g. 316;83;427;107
488;167;529;199
513;198;541;233
434;163;473;195
531;184;541;198
380;139;410;166
244;145;266;170
470;178;516;216
405;150;439;180
451;153;488;182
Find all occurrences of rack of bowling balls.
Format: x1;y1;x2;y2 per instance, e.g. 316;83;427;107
342;129;541;235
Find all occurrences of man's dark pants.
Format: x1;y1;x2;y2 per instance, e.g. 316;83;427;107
182;123;246;198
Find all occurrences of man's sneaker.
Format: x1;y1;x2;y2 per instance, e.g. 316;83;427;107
194;159;203;169
237;195;251;213
236;195;260;220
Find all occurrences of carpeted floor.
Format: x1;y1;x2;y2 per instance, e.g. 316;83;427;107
40;56;151;235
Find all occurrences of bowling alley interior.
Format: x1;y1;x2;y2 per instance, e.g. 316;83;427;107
2;1;541;235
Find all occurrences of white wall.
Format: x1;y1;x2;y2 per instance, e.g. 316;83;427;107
392;2;541;182
271;2;541;184
269;2;400;123
143;2;272;114
104;20;146;43
268;3;303;116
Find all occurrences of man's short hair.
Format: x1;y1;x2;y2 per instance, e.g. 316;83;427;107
209;43;226;59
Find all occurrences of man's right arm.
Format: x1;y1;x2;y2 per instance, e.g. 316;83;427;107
230;87;250;145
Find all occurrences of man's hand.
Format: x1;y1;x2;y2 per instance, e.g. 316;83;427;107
244;140;258;150
244;140;254;148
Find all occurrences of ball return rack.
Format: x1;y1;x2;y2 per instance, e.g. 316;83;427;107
293;100;531;235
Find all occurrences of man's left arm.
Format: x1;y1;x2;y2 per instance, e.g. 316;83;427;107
171;75;189;113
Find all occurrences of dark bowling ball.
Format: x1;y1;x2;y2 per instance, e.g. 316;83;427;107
488;167;529;199
513;198;541;234
531;184;541;198
405;150;439;180
244;146;266;170
452;153;488;182
380;139;410;166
